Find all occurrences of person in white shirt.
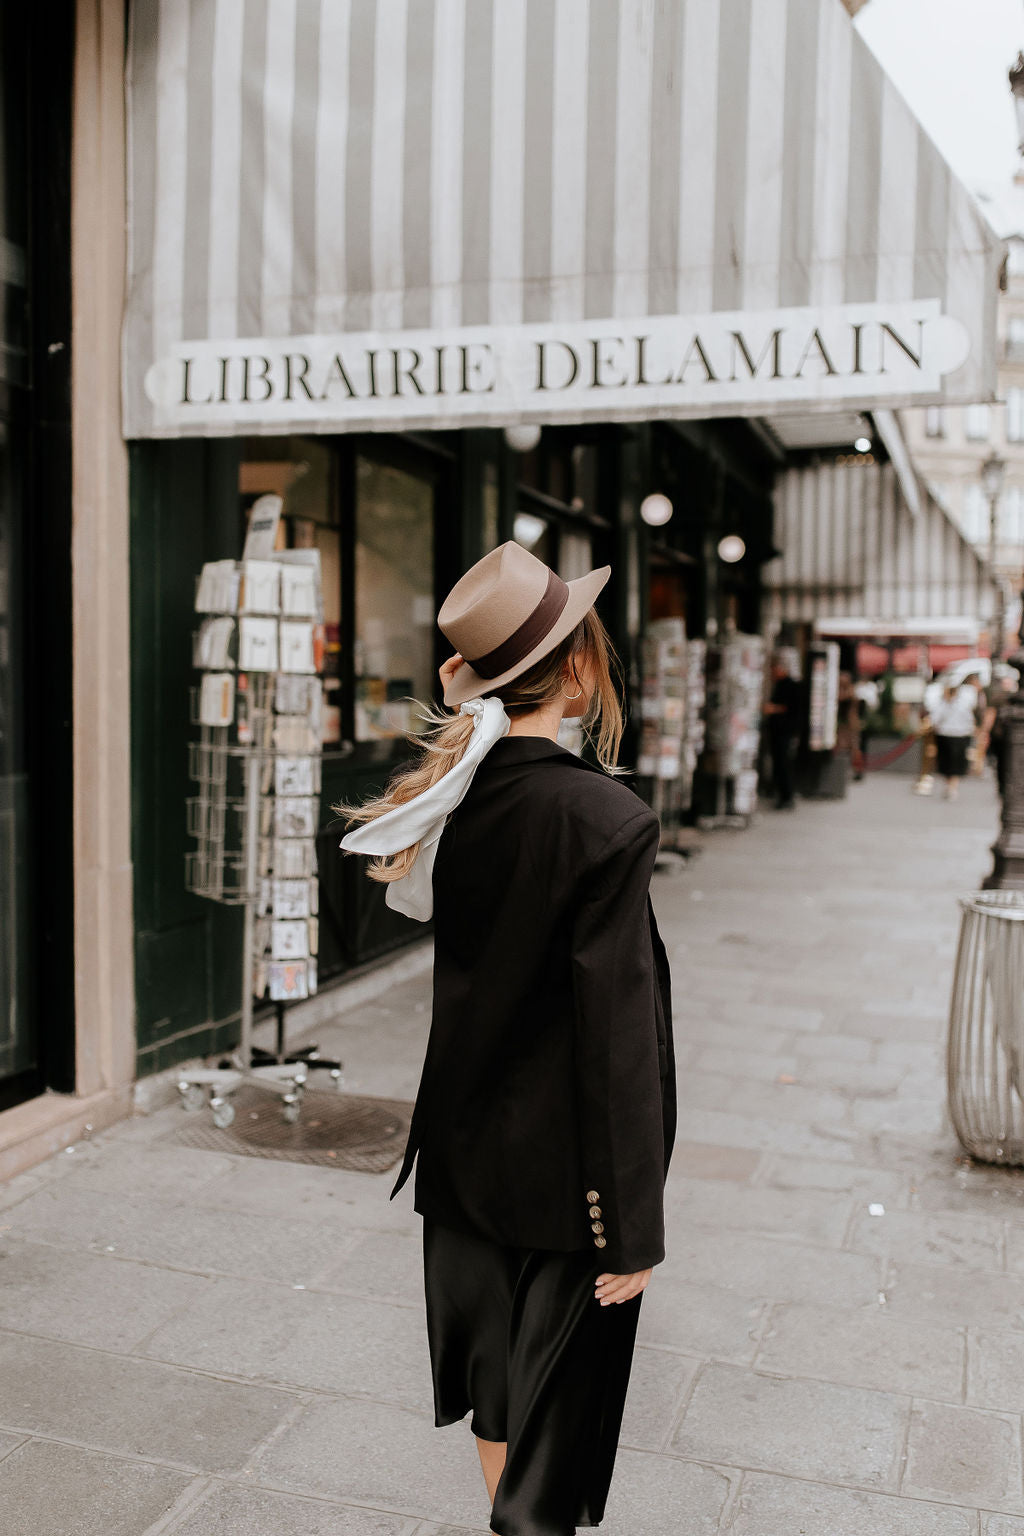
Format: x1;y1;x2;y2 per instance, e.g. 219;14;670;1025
928;682;979;800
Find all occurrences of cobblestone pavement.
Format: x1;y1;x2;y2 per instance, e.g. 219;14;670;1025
1;773;1021;1535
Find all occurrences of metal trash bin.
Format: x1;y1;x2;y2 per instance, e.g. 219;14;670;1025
948;890;1024;1163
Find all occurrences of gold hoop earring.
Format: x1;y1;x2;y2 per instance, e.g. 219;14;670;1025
561;681;584;701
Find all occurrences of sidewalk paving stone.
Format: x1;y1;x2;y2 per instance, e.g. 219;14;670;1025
671;1360;909;1489
845;1206;1007;1270
754;1151;912;1206
726;1470;979;1536
664;1175;854;1245
902;1400;1024;1512
313;1228;425;1303
636;1273;767;1362
164;1483;418;1535
663;1224;882;1305
0;1440;193;1536
0;1183;348;1285
966;1328;1024;1412
617;1343;701;1453
0;1238;212;1351
599;1449;733;1536
189;1156;404;1229
140;1279;431;1402
249;1394;494;1528
0;1331;293;1471
884;1259;1024;1330
671;1141;762;1182
754;1300;966;1400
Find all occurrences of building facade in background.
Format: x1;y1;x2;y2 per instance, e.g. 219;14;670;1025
902;214;1024;624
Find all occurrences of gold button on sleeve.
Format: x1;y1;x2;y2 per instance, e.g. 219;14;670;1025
588;1205;602;1219
594;1234;607;1248
586;1189;600;1204
591;1221;604;1234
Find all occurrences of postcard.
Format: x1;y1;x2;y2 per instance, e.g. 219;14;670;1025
272;919;309;960
274;797;317;838
275;756;316;796
279;620;316;674
239;559;281;614
198;671;235;726
273;837;315;878
238;616;278;673
272;879;311;919
195;559;240;614
268;960;309;1001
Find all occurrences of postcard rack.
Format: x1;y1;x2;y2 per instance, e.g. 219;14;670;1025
180;515;342;1126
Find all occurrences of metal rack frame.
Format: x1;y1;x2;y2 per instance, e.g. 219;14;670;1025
179;550;342;1127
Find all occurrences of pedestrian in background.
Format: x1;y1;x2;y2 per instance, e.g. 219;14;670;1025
835;670;864;781
929;679;981;801
339;542;675;1536
764;655;803;809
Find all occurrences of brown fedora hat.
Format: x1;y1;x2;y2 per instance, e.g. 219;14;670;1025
437;541;611;707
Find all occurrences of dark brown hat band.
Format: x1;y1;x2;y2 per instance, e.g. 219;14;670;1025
463;568;571;680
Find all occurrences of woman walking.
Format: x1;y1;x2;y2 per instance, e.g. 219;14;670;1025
340;541;676;1536
929;679;980;801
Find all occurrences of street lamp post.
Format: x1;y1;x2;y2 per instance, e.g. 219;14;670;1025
983;445;1024;885
983;452;1006;661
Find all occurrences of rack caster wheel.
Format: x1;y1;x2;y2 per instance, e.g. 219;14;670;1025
281;1094;302;1125
178;1082;206;1113
211;1097;236;1129
329;1068;344;1090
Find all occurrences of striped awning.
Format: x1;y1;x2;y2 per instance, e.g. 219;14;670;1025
124;0;1003;439
765;462;988;629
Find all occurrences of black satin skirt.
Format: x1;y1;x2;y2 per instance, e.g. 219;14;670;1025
422;1217;642;1536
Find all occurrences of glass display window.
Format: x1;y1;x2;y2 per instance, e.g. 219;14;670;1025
354;456;435;741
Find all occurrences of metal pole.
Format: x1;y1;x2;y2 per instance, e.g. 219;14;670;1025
990;490;1002;661
238;690;264;1070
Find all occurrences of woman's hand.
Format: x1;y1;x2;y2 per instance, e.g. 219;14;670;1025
439;653;464;695
595;1269;652;1306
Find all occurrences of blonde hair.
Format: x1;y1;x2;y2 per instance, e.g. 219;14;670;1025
337;607;624;884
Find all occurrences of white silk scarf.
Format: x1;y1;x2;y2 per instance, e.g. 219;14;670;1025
339;696;510;921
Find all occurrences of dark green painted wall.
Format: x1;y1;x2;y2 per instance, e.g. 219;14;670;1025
130;440;247;1074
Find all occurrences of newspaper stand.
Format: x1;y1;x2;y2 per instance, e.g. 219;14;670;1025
700;632;766;828
180;496;342;1126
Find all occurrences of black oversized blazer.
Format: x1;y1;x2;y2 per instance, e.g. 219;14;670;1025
389;734;676;1274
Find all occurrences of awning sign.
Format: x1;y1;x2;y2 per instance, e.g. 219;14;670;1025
125;0;1001;439
144;300;968;436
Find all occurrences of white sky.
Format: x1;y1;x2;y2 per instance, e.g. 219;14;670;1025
855;0;1022;194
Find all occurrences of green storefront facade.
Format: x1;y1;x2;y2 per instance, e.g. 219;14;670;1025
127;420;776;1079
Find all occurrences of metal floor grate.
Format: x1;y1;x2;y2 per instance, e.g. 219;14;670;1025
167;1084;414;1173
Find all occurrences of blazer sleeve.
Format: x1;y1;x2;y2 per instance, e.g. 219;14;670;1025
570;807;669;1274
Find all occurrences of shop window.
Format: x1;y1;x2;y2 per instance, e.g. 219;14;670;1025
924;407;945;438
354;456;435;741
1007;388;1024;444
1001;485;1024;545
964;404;990;442
963;483;989;543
